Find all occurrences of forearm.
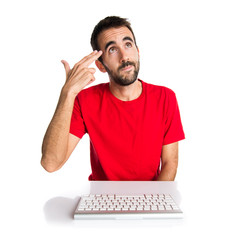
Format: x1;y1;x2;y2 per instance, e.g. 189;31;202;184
41;51;102;172
41;89;76;172
156;162;178;181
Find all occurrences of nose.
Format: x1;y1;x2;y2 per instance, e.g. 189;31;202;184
119;48;129;63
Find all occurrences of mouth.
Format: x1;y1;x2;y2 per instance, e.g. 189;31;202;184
119;62;135;72
121;65;133;72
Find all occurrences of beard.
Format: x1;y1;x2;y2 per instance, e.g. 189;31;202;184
103;60;140;86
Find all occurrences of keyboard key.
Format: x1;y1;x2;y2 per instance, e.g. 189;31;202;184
172;206;179;210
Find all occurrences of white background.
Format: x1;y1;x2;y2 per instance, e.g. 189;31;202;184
1;0;240;239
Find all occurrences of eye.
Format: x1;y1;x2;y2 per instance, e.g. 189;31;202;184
109;47;117;54
126;42;132;48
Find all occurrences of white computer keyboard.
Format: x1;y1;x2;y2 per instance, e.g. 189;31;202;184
74;194;183;219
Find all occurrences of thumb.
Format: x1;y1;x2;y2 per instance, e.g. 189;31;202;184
61;60;70;77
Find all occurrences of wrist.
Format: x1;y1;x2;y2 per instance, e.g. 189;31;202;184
59;89;77;106
61;85;80;99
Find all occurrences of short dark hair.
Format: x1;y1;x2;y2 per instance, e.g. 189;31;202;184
90;16;137;62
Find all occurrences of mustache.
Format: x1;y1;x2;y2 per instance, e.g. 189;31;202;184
118;61;135;71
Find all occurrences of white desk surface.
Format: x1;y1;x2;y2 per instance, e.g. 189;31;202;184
2;180;240;240
44;181;182;221
40;181;238;239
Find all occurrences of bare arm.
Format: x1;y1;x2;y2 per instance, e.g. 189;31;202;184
41;50;102;172
156;142;179;181
41;91;79;172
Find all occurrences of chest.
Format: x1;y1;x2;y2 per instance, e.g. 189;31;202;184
84;97;166;144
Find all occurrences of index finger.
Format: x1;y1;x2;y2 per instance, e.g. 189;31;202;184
80;50;103;67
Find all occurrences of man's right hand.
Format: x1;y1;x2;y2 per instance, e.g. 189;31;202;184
41;50;102;172
61;50;102;96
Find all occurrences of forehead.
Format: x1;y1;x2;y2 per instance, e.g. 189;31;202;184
97;26;134;50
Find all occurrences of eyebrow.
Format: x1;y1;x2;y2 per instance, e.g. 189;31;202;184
104;36;134;51
105;41;116;51
123;36;134;43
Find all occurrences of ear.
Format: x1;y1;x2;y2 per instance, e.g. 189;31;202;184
95;60;107;73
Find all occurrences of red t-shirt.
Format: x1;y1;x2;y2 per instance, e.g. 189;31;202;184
70;79;185;181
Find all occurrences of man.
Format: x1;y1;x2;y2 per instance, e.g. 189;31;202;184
41;16;185;181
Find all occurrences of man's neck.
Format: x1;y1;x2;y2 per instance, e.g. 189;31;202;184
109;79;142;101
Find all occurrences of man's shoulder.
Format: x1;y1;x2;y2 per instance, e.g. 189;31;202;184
143;80;175;97
77;83;108;98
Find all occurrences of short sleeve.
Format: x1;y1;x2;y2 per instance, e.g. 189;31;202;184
69;95;87;139
163;90;185;145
